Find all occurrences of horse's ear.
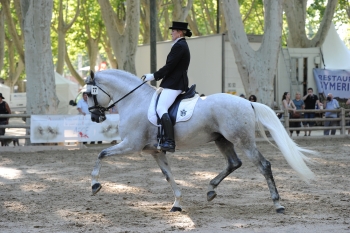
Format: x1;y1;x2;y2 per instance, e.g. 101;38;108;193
90;70;95;80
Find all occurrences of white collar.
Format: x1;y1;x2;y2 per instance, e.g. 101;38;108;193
171;37;183;47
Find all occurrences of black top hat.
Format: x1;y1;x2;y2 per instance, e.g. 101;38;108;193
169;21;192;37
0;93;4;99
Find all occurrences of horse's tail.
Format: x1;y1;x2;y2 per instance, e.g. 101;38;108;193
251;102;317;183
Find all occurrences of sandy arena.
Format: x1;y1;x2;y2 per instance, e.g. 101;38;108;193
0;137;349;232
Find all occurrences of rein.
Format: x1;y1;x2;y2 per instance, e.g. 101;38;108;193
86;79;147;112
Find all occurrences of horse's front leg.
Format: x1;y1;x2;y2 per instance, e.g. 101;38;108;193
152;151;182;212
91;140;140;195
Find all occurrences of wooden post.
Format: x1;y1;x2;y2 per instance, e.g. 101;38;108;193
340;108;345;135
284;109;289;132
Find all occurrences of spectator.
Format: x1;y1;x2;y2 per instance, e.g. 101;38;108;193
291;92;304;136
98;61;108;71
248;95;257;102
281;92;296;136
323;93;339;135
302;87;321;136
77;92;100;144
0;93;11;138
239;93;246;99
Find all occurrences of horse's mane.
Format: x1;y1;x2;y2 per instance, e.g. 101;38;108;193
95;69;140;83
88;69;156;93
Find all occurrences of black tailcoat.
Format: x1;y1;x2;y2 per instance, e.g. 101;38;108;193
154;38;190;91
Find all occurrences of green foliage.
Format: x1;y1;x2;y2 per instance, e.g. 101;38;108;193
1;0;349;81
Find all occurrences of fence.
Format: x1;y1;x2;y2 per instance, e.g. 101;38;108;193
276;108;350;135
1;109;350;145
0;114;31;144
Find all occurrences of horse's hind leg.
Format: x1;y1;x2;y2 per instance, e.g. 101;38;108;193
207;136;242;202
242;145;285;213
152;151;182;212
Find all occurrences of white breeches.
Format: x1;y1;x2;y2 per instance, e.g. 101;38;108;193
156;88;182;117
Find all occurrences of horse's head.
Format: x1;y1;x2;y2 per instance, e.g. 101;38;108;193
85;70;112;123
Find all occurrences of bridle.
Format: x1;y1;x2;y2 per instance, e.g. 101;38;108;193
85;76;147;123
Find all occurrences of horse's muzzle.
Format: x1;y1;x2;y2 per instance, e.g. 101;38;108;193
90;109;106;123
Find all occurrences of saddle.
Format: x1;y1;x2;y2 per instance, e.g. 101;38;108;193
155;84;197;125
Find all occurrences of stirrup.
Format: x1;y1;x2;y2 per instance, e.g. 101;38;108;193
161;140;175;153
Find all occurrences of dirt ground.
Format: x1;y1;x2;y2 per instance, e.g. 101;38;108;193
0;137;349;233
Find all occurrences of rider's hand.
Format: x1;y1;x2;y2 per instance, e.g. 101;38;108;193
143;73;154;82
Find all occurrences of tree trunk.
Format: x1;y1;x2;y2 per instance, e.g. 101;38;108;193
56;0;80;75
283;0;338;48
102;34;117;69
98;0;140;74
21;0;59;114
172;0;193;21
223;0;283;107
1;0;25;63
65;48;85;86
0;7;4;72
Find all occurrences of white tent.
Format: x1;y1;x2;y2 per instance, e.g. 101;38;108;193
0;83;11;101
55;72;79;114
322;23;350;69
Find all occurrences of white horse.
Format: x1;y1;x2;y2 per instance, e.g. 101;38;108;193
87;69;316;213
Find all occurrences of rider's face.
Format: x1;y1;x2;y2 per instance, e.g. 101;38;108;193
171;30;181;41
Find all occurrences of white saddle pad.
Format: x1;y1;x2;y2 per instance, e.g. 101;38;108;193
148;88;200;126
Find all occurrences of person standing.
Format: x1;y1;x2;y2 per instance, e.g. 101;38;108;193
291;92;305;136
302;88;321;136
98;61;108;71
248;95;257;102
142;21;192;152
323;93;339;135
77;92;89;116
77;92;95;144
281;92;296;136
0;93;11;138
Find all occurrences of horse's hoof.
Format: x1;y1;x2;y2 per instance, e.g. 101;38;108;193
170;206;182;212
276;207;285;214
207;191;217;201
92;183;102;195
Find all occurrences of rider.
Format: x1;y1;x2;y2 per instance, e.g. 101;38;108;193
143;21;192;152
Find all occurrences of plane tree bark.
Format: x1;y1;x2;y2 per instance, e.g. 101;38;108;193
222;0;283;107
21;0;59;114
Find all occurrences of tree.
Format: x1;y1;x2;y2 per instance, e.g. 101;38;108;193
0;5;4;73
283;0;338;48
1;0;25;91
222;0;283;107
21;0;59;114
54;0;80;75
98;0;140;74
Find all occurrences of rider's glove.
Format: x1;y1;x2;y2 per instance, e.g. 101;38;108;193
142;73;154;82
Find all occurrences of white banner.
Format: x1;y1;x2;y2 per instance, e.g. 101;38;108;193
30;114;120;143
313;68;350;98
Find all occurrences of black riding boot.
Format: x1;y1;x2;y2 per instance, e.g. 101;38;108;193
160;113;175;152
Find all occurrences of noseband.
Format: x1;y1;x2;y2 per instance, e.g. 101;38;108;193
86;78;147;123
